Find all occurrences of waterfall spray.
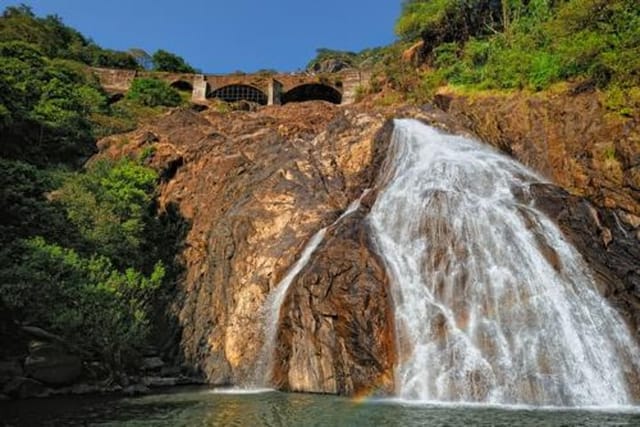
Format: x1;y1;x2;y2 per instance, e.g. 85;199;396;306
368;119;640;406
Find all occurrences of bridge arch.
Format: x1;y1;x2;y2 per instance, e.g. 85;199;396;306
170;80;193;92
208;84;268;105
281;83;342;105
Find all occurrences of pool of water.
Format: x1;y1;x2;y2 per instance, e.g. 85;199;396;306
2;387;640;426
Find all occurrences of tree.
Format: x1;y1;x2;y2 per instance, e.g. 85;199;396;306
151;49;196;73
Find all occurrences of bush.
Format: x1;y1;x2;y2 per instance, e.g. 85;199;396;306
126;78;182;107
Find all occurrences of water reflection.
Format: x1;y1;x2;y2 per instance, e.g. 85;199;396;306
2;387;640;426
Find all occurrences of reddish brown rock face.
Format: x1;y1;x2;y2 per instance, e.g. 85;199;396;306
273;207;396;396
98;102;398;390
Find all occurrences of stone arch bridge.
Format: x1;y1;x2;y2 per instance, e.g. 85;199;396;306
91;67;371;106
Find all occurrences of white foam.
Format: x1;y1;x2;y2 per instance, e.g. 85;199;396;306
367;119;640;406
208;387;275;395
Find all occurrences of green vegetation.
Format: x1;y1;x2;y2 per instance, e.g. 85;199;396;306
126;78;182;107
392;0;640;111
0;5;139;69
0;40;106;162
0;6;187;377
152;49;196;73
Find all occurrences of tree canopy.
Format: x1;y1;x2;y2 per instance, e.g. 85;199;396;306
152;49;196;73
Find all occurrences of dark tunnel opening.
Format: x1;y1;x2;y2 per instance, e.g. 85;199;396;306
281;84;342;105
170;80;194;92
208;84;268;105
107;93;124;104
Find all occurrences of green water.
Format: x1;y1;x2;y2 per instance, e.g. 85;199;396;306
2;387;640;426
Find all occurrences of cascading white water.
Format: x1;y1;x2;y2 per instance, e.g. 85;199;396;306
368;119;640;406
253;190;370;386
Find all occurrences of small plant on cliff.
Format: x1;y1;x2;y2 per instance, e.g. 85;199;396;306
126;78;182;107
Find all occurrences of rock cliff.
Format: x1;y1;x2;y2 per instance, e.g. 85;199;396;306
99;102;398;392
96;92;640;395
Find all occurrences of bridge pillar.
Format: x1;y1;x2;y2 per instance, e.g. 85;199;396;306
192;75;208;102
268;79;283;105
340;70;371;105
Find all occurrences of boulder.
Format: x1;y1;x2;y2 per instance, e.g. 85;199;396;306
24;341;82;386
311;59;351;74
123;384;150;396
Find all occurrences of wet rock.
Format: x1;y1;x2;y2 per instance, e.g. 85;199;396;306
141;357;165;371
70;383;100;395
24;341;82;386
274;210;396;396
93;103;393;393
91;93;640;398
177;375;206;385
526;183;640;340
142;376;178;388
3;377;48;399
160;366;181;377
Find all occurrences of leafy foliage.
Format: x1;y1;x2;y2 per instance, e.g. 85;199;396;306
0;157;174;373
395;0;502;45
126;78;183;107
1;237;164;370
58;159;159;269
151;49;196;73
0;40;107;162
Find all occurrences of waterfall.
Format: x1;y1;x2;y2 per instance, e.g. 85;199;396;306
368;119;640;406
253;190;370;386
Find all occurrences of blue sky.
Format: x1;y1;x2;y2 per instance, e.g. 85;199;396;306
0;0;401;73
